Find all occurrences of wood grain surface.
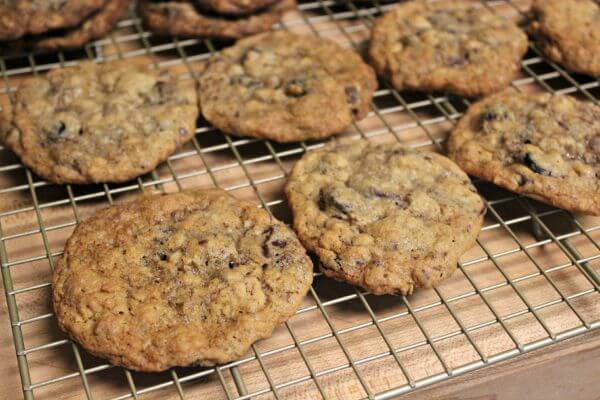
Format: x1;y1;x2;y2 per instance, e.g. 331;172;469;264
1;0;600;399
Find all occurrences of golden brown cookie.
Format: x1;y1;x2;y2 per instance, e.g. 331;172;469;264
196;0;280;15
139;0;294;39
198;31;377;142
369;0;528;97
0;0;107;40
1;61;198;184
285;140;485;295
53;188;313;371
530;0;600;77
1;0;130;52
34;0;130;51
448;90;600;215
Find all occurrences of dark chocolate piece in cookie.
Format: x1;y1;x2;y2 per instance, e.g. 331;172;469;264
530;0;600;77
53;188;313;371
369;0;528;97
139;0;294;39
448;90;600;215
198;31;377;142
285;140;485;295
1;61;198;184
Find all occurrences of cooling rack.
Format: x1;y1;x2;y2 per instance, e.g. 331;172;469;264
1;0;600;399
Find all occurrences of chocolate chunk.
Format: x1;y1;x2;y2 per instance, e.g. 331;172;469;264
155;81;168;104
46;121;67;142
263;244;271;257
271;239;287;248
523;153;551;176
262;226;275;257
285;80;306;97
228;261;237;269
318;189;352;215
157;251;168;261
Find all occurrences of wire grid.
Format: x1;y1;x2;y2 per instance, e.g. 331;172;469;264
1;0;600;399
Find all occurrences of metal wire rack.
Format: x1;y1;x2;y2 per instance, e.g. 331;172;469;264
1;0;600;399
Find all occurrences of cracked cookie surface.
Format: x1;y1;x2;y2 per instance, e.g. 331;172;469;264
53;188;313;371
0;0;106;40
448;90;600;215
196;0;280;15
198;31;377;142
530;0;600;77
369;0;527;97
139;0;294;39
1;61;198;184
285;140;484;295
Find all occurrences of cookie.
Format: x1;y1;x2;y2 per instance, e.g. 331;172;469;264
196;0;281;16
530;0;600;77
285;140;485;295
52;188;313;371
139;0;294;39
33;0;129;51
448;90;600;215
198;31;377;143
0;0;106;40
2;0;129;52
369;0;528;97
1;61;198;184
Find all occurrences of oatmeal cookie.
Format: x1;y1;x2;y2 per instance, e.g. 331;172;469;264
285;140;485;295
0;0;106;40
1;0;130;52
530;0;600;77
448;90;600;215
196;0;281;16
1;61;198;184
53;188;313;371
139;0;294;39
369;0;528;97
198;31;377;142
33;0;130;51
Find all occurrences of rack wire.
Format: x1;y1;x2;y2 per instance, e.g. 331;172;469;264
1;0;600;399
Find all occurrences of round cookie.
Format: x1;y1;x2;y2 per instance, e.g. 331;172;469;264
285;140;485;295
34;0;130;51
198;31;377;143
196;0;281;15
1;61;198;184
2;0;130;53
0;0;106;40
369;0;528;97
139;0;294;39
53;188;313;371
448;90;600;216
530;0;600;77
